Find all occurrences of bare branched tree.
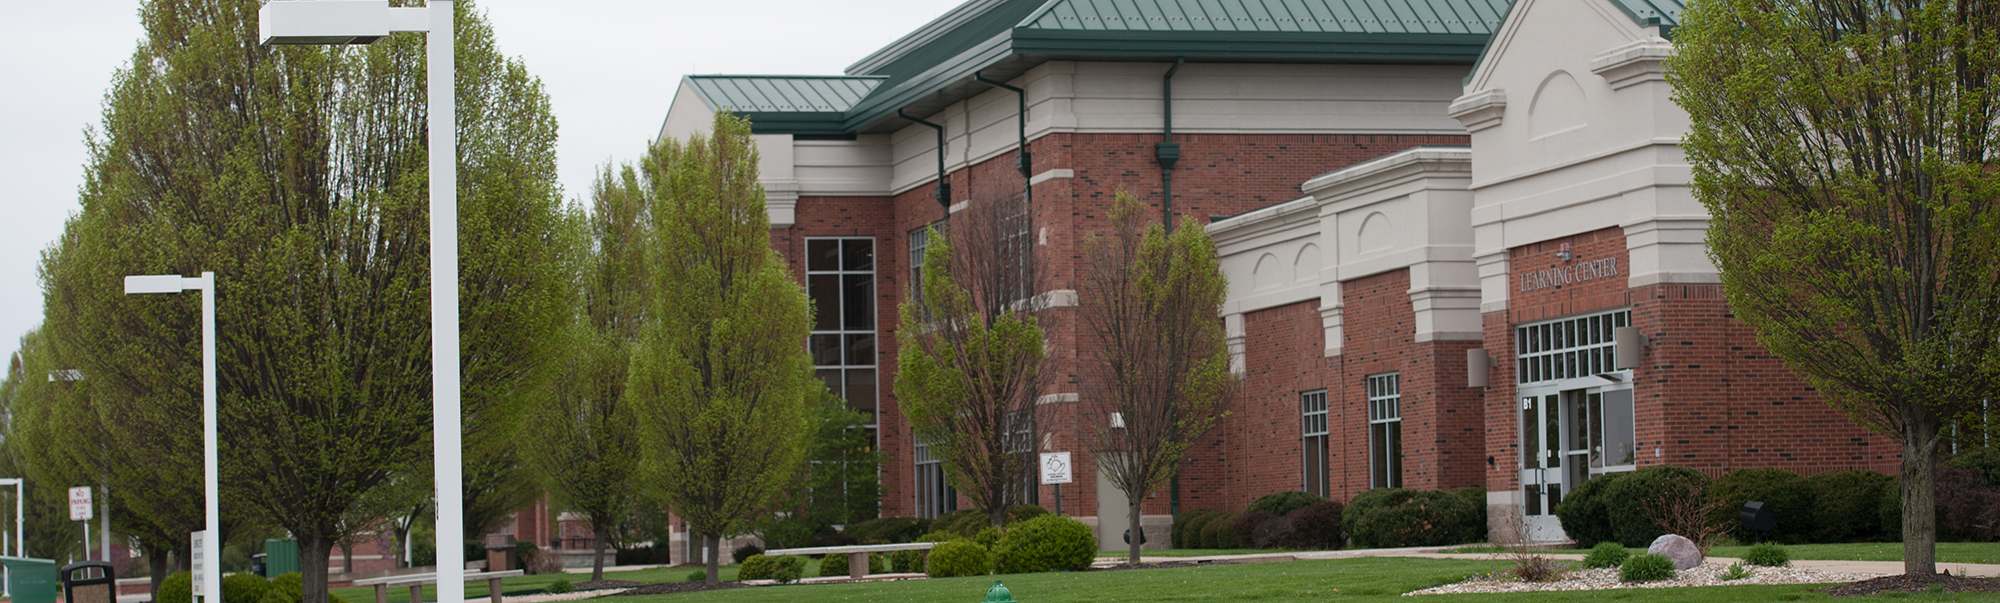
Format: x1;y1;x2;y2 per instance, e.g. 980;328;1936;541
897;173;1048;528
1076;191;1235;564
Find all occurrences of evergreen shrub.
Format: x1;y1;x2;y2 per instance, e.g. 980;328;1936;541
1805;470;1892;543
1937;467;2000;542
846;517;930;544
1603;466;1709;547
1230;511;1276;549
1450;487;1487;534
731;544;763;564
158;572;191;603
890;549;924;573
773;555;807;583
995;515;1096;573
1706;468;1811;541
222;573;270;603
1199;512;1241;549
737;554;775;581
1553;472;1627;548
925;539;990;578
1284;501;1345;550
1342;488;1482;548
1177;510;1225;548
1247;491;1324;517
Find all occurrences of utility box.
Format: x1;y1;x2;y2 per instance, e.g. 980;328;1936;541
264;539;301;577
0;557;58;603
60;561;114;603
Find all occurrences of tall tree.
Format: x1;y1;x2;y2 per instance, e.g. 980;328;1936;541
1075;191;1235;564
897;175;1049;528
1670;0;2000;576
35;1;566;602
524;167;649;582
627;112;818;584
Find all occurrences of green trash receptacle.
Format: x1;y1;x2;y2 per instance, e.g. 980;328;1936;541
264;539;300;577
1;556;59;603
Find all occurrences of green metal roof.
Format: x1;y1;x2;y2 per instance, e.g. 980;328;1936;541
1018;0;1509;34
1607;0;1683;30
687;0;1511;136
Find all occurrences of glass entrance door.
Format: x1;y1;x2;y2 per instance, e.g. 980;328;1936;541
1518;391;1563;540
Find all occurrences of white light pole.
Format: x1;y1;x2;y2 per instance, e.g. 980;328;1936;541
258;4;463;603
124;272;215;603
0;477;22;596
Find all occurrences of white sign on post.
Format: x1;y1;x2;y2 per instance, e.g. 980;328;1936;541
191;530;206;599
1039;452;1073;485
68;487;93;521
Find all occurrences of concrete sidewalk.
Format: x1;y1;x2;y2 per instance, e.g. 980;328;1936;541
1100;546;2000;578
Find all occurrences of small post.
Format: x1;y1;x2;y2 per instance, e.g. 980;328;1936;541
487;577;503;603
848;552;866;580
409;584;423;603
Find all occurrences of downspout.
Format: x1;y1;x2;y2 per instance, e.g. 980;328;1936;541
974;73;1034;313
898;110;952;211
1159;57;1184;233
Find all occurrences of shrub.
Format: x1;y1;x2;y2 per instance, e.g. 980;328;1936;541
1451;487;1488;535
1805;470;1893;543
916;530;959;543
158;572;192;603
1342;488;1482;548
1181;511;1228;549
1879;476;1903;541
934;509;990;536
222;573;270;603
1230;511;1275;549
973;526;1002;549
846;517;930;544
732;544;764;564
683;570;706;583
1619;553;1676;582
1582;542;1630;569
1005;505;1050;525
1284;501;1345;550
995;515;1096;573
1172;509;1222;548
818;552;886;577
1603;466;1710;547
526;548;566;575
545;579;573;594
738;554;775;581
1247;491;1325;517
926;539;991;578
1553;472;1627;548
1743;542;1790;567
1512;555;1566;582
1706;468;1812;542
512;540;539;573
1200;512;1241;549
890;549;924;573
1251;515;1296;549
259;573;350;603
614;546;671;566
772;555;807;583
1949;448;2000;486
1937;467;2000;542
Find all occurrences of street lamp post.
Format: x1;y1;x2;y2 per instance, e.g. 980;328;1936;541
0;477;23;596
124;272;215;603
258;4;463;603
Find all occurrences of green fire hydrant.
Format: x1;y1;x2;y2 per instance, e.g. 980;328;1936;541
984;580;1016;602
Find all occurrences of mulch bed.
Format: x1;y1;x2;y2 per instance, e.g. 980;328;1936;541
1088;561;1208;572
609;582;754;596
1827;573;2000;597
575;580;648;590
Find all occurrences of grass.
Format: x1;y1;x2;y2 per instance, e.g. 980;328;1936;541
1551;543;2000;564
1095;549;1278;558
330;565;739;603
609;556;2000;603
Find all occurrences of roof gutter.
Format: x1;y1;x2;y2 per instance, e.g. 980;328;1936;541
898;110;952;211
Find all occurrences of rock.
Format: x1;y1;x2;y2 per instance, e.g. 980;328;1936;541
1647;534;1703;570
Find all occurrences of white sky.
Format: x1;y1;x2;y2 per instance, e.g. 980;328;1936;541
0;0;967;365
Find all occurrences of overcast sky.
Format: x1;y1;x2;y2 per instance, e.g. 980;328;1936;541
0;0;966;366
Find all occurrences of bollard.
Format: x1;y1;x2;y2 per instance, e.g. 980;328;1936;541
984;580;1016;602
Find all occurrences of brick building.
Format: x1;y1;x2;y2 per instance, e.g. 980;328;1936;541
626;0;1902;550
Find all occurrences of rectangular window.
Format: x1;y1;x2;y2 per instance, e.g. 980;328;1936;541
1301;390;1329;497
808;238;879;450
1516;309;1630;384
1004;410;1038;506
1368;374;1402;489
913;434;956;519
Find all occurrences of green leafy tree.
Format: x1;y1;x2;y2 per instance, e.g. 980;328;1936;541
1075;191;1235;564
897;176;1049;529
1670;0;2000;575
756;389;883;536
627;112;819;584
34;1;567;601
524;168;650;582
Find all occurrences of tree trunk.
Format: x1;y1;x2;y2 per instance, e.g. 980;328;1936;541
1127;497;1144;565
147;550;168;600
1903;407;1941;576
703;534;720;584
989;506;1007;528
589;520;607;582
341;541;354;576
393;519;413;568
300;535;333;603
175;544;191;573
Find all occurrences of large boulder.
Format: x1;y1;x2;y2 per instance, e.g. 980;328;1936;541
1646;534;1703;570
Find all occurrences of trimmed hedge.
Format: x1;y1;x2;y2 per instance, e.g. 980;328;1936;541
890;548;924;573
738;554;775;581
926;539;990;577
1342;488;1482;548
158;572;192;603
1284;500;1345;550
1450;487;1487;537
1880;476;1903;542
996;515;1096;573
260;573;349;603
1554;472;1627;548
818;551;886;577
1247;491;1325;517
1806;470;1892;543
1230;511;1275;549
1173;509;1222;548
1603;466;1710;548
1200;512;1241;549
1707;468;1812;542
223;573;270;603
846;516;931;544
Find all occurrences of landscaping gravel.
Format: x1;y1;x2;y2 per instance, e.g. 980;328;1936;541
1825;573;2000;597
1404;561;1875;595
609;582;753;596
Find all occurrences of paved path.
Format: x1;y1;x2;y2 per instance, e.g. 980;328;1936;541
1099;546;2000;578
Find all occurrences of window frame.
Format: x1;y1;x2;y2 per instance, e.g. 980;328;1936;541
1301;390;1329;497
1367;373;1402;489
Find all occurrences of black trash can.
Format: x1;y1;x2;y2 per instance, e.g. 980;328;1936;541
60;561;115;603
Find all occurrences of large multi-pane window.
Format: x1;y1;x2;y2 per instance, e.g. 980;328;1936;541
913;434;955;519
1517;309;1629;384
1301;390;1329;497
808;238;878;446
1368;373;1402;489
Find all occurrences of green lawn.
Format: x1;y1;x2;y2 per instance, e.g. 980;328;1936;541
1554;543;2000;564
1095;549;1278;558
609;557;2000;603
330;565;738;603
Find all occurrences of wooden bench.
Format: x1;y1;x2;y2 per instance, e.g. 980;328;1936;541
763;542;937;580
353;570;524;603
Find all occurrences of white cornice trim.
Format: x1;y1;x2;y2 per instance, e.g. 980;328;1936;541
1590;38;1674;90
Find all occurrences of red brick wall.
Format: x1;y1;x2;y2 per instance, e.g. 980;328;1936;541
1336;269;1484;498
